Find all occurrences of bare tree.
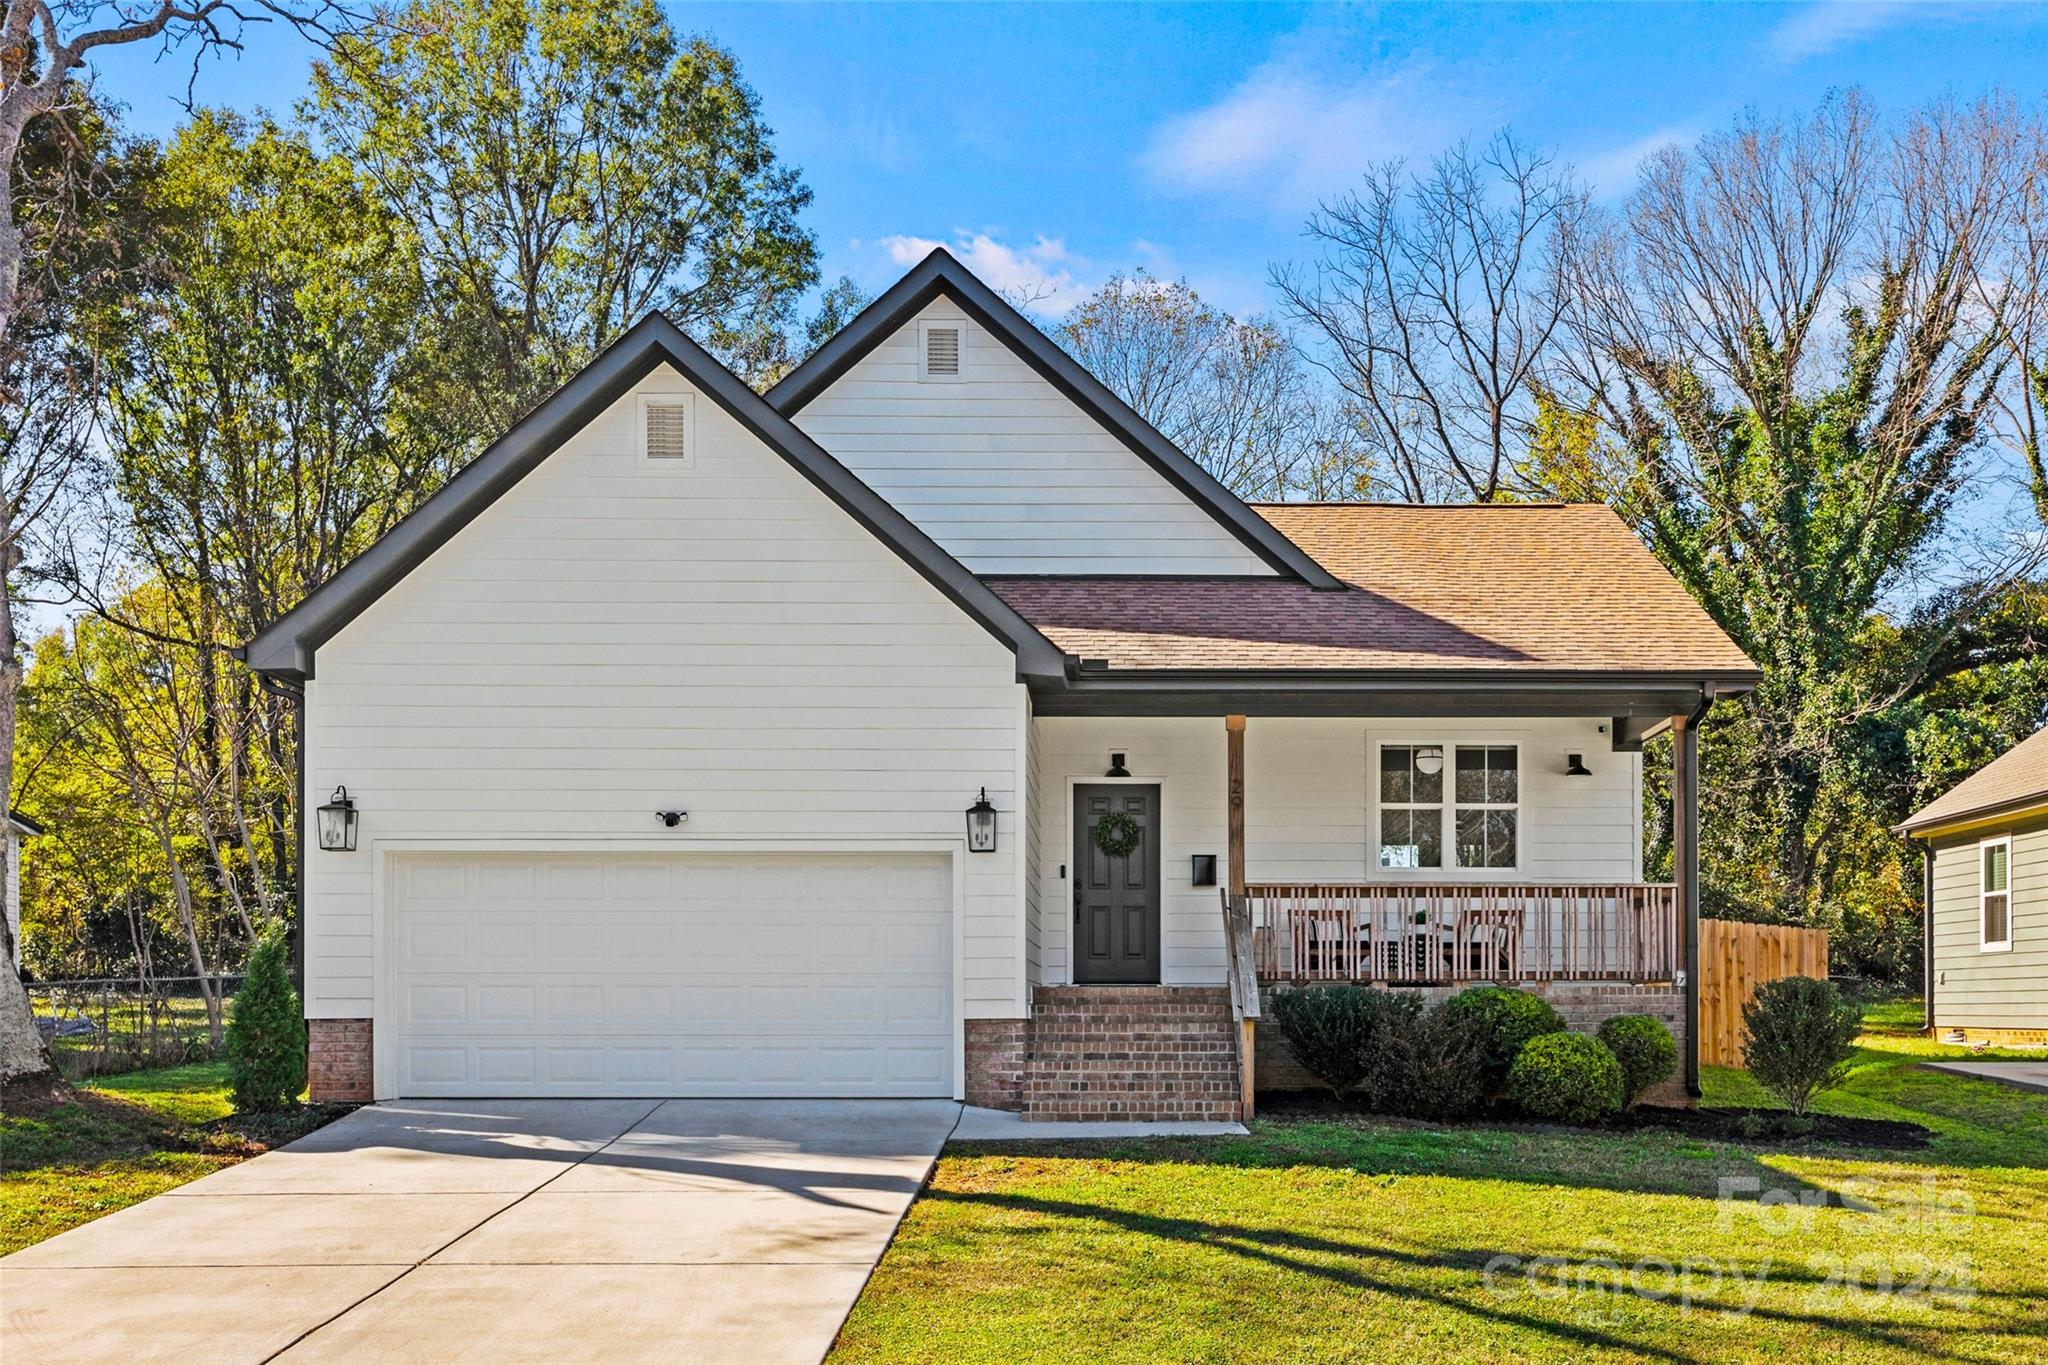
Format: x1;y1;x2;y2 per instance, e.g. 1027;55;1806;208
1059;272;1373;500
1277;131;1589;502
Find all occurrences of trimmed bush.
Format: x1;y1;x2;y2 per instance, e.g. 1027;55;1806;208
1438;986;1566;1095
1597;1014;1678;1108
226;923;307;1112
1385;1002;1492;1121
1268;985;1420;1101
1741;975;1861;1116
1506;1032;1625;1124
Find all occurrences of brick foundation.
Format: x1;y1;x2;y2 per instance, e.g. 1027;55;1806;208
1257;981;1691;1108
964;1018;1028;1110
307;1017;373;1102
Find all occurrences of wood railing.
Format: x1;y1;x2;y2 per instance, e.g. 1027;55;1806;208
1247;881;1681;986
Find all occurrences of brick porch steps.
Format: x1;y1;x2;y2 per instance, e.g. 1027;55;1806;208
1022;985;1242;1122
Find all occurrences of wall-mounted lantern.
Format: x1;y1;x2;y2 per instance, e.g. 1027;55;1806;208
1565;753;1593;777
966;788;998;852
1106;752;1131;777
316;785;359;852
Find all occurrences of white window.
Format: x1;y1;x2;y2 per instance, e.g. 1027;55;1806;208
638;394;694;467
1981;836;2012;952
919;320;964;380
1375;742;1520;872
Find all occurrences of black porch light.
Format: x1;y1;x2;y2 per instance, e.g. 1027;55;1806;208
1106;752;1131;778
966;787;998;853
316;785;359;852
1565;753;1593;777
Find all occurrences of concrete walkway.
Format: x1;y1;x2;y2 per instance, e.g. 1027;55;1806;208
1922;1060;2048;1095
1;1097;960;1365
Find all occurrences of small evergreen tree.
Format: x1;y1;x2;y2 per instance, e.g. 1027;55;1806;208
1741;976;1861;1116
226;924;306;1111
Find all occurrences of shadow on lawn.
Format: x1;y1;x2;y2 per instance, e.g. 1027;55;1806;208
923;1186;2035;1363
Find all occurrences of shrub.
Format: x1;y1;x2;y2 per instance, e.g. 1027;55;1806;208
1438;986;1566;1095
1505;1032;1625;1124
1382;1002;1492;1121
1268;985;1420;1101
1741;976;1861;1116
226;924;307;1112
1597;1014;1678;1108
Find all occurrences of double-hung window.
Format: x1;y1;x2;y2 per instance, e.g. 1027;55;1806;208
1981;836;2012;952
1376;742;1520;871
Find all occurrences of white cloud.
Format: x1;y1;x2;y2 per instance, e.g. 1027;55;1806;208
1141;55;1481;214
871;232;1096;313
1574;124;1700;200
1765;1;1922;62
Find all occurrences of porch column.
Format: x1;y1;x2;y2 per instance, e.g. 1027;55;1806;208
1225;714;1254;1117
1673;708;1702;1099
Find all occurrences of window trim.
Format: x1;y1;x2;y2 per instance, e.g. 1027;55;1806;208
1979;833;2014;953
917;318;966;381
1369;736;1524;877
636;392;695;469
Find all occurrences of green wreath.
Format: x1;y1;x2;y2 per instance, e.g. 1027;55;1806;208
1092;810;1143;859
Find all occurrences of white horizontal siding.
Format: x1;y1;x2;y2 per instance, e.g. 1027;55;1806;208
1931;815;2048;1030
792;300;1278;576
1030;715;1639;986
304;365;1027;1023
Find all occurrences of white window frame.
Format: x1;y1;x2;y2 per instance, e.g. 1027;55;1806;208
1979;834;2013;953
1369;738;1524;876
636;393;695;469
917;319;966;381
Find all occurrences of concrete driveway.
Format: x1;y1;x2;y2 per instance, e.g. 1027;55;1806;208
2;1097;959;1364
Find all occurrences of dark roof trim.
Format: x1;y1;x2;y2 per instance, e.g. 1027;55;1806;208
1035;675;1719;720
767;248;1345;591
6;811;45;837
242;314;1067;683
1895;791;2048;837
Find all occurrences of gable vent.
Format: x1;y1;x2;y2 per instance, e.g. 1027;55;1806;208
641;396;691;463
923;325;961;377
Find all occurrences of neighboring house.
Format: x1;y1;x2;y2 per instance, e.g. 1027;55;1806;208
240;249;1760;1116
1898;727;2048;1044
5;811;44;969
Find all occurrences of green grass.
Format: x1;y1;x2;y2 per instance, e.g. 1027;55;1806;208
834;1030;2048;1362
0;1063;346;1255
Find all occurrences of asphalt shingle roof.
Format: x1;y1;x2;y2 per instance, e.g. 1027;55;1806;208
1899;726;2048;833
987;503;1760;677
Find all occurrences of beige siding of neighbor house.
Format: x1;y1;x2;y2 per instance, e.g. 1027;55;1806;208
1030;715;1641;985
1930;811;2048;1032
301;365;1030;1023
789;299;1280;576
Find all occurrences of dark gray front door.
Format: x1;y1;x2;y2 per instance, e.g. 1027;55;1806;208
1073;784;1161;984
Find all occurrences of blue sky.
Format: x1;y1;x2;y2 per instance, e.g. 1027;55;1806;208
87;1;2048;321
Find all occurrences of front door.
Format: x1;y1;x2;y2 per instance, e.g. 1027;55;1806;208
1073;784;1162;984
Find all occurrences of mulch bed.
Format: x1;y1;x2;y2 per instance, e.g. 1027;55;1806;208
1254;1089;1933;1150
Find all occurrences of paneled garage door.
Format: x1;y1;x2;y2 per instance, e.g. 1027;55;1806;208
386;852;953;1097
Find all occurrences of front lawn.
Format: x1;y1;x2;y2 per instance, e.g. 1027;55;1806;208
0;1063;349;1255
834;1030;2046;1362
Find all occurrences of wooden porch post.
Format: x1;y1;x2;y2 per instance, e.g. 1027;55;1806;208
1226;714;1253;1117
1673;708;1702;1099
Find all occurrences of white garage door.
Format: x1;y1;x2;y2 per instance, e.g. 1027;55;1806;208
386;852;953;1097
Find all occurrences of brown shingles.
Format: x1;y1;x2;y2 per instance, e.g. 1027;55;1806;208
987;504;1759;676
1899;726;2048;833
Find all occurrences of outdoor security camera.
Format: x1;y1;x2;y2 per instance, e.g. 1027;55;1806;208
655;809;688;828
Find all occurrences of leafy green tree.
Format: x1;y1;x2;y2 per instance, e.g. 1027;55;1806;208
307;0;818;422
226;922;307;1111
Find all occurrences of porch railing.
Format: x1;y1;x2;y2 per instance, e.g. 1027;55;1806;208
1247;881;1680;986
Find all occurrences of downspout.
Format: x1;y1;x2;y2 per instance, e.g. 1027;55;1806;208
1680;684;1715;1101
1921;840;1935;1036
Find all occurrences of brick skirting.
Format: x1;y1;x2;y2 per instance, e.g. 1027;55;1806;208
1025;985;1242;1122
964;1018;1028;1110
1257;981;1691;1107
307;1017;373;1102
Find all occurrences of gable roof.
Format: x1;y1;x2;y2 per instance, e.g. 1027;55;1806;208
990;504;1761;679
766;248;1344;591
1898;726;2048;835
240;314;1067;683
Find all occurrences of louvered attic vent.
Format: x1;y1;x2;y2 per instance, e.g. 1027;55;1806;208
641;395;692;464
922;324;962;377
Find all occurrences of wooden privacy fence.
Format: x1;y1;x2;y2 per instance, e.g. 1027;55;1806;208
1698;919;1830;1067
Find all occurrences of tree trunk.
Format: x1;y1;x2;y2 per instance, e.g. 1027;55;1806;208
0;561;64;1093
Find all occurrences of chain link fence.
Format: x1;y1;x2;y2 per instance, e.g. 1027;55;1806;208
27;976;246;1080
